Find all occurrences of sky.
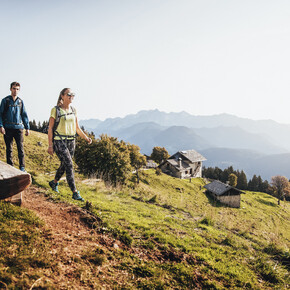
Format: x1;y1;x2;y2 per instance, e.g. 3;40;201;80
1;0;290;124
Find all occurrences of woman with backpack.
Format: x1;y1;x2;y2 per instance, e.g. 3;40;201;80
47;88;92;201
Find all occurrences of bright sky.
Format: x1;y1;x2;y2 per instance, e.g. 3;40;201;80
1;0;290;124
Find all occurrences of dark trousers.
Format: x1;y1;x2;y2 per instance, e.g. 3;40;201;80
4;128;25;168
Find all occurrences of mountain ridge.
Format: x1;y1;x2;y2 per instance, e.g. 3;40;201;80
79;110;290;180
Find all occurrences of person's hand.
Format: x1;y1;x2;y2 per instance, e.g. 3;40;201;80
48;146;54;156
86;137;92;144
25;129;29;136
0;127;5;135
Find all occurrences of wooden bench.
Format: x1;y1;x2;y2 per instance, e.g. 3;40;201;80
0;161;31;206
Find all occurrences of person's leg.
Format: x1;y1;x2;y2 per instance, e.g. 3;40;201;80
66;139;83;201
54;140;77;192
4;128;14;166
66;139;77;190
48;140;65;193
53;140;66;181
14;129;25;169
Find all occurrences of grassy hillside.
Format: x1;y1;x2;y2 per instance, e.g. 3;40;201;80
0;131;289;288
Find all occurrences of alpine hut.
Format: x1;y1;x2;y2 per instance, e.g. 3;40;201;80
204;180;244;208
159;149;206;179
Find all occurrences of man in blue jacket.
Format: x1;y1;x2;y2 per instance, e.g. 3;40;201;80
0;82;30;172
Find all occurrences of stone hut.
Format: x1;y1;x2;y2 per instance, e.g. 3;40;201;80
159;149;206;179
204;180;244;208
144;155;158;169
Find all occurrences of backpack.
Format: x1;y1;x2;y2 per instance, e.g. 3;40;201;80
52;105;76;139
4;96;23;116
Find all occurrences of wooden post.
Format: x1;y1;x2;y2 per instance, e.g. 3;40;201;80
0;161;31;205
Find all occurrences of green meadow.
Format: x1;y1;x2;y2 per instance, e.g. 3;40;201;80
0;131;289;289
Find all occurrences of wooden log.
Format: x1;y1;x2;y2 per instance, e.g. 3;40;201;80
0;161;31;200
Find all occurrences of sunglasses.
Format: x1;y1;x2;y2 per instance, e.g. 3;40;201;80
67;93;75;97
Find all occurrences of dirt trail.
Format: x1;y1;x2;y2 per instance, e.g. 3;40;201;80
21;186;122;289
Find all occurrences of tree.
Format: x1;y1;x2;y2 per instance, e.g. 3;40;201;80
75;134;132;186
260;180;270;193
237;170;248;190
203;167;217;179
150;146;170;164
228;173;238;187
128;144;146;183
221;166;234;183
257;175;263;192
213;167;223;180
270;175;290;205
29;119;38;131
41;120;49;133
248;175;259;191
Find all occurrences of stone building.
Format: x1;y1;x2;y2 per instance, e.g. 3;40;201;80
159;149;206;179
204;180;244;208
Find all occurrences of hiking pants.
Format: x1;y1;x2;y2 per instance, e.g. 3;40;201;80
4;128;25;168
53;139;77;193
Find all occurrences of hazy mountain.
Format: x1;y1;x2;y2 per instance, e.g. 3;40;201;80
79;118;101;131
91;121;284;155
81;109;290;151
92;110;195;131
194;126;286;154
107;122;166;154
253;153;290;180
200;148;264;176
201;148;264;166
80;110;290;180
92;123;211;154
200;148;290;180
153;126;212;154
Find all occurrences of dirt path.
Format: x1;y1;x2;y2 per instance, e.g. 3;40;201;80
22;186;124;289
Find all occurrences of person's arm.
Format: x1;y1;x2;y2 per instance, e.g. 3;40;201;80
0;99;6;135
76;117;92;144
20;100;30;136
47;116;55;155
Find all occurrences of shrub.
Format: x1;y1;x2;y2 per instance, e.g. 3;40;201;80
75;134;132;186
199;216;214;226
155;168;162;175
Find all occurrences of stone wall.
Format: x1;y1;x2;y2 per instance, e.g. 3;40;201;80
217;194;241;208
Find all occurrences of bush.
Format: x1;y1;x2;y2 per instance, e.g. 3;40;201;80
199;216;214;226
75;134;132;186
155;168;162;175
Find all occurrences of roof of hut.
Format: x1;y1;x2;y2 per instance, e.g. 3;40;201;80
166;159;191;169
170;149;206;163
204;180;244;196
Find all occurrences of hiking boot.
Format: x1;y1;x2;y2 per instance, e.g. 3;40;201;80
72;191;84;201
20;167;26;173
49;180;59;193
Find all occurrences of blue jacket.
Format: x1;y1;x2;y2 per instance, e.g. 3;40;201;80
0;95;30;130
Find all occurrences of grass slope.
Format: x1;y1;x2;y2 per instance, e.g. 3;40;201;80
0;131;289;289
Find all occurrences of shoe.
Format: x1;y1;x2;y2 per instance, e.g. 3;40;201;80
72;191;84;201
20;167;26;173
49;180;59;193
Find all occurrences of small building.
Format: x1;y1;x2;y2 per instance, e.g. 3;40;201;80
146;159;158;169
204;180;244;208
159;149;206;179
144;154;158;168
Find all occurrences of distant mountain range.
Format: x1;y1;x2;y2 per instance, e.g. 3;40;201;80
80;110;290;180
